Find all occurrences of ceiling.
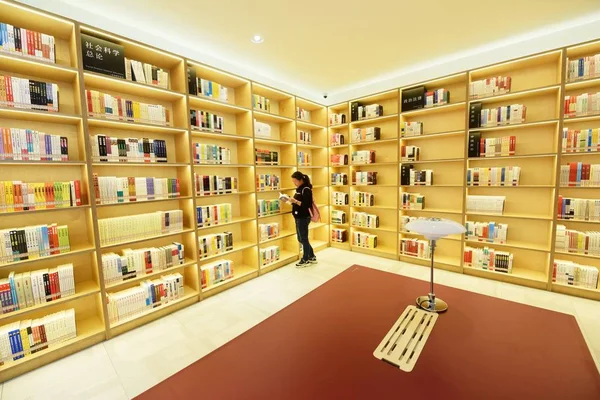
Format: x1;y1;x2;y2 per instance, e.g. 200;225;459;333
19;0;600;102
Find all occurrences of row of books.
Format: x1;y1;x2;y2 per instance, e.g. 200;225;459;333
193;143;231;164
464;246;514;273
352;212;379;228
400;193;424;210
331;210;346;225
353;171;378;185
256;174;280;191
401;122;423;137
259;222;279;242
296;107;310;122
332;191;348;205
466;166;521;186
0;309;76;366
190;109;224;133
86;90;171;126
0;180;82;213
567;54;600;82
190;76;228;102
465;221;508;243
197;204;232;228
254;120;272;138
352;150;375;164
1;224;70;266
257;199;281;217
330;133;345;146
555;225;600;256
255;148;279;165
330;113;346;126
399;238;431;259
331;228;347;243
252;94;271;112
352;231;377;248
330;154;348;166
562;128;600;153
260;245;280;266
553;259;598;289
0;22;56;63
298;131;311;144
469;103;526;128
331;173;348;186
469;76;511;99
195;174;238;196
198;232;233;259
1;75;59;112
102;243;185;285
351;127;381;143
402;167;433;186
91;135;168;163
93;176;179;204
125;58;169;89
0;264;74;315
106;273;184;324
400;145;420;162
0;128;68;161
352;191;374;207
468;132;516;158
297;151;311;165
351;102;383;121
557;196;600;221
564;93;600;118
560;162;600;187
424;89;450;108
466;195;506;215
99;210;183;246
200;259;233;289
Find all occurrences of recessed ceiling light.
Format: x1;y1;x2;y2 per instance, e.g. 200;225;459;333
251;35;264;44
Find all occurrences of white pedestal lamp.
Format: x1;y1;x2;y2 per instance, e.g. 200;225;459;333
405;218;466;313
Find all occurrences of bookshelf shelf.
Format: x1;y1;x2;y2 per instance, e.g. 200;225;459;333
197;217;255;230
100;228;194;249
253;110;294;124
0;53;79;81
297;143;326;149
401;102;465;117
0;204;91;216
401;158;463;164
83;71;184;102
466;185;555;189
203;265;257;294
0;160;87;166
254;138;296;145
330;144;349;149
0;244;96;270
0;108;82;124
260;250;298;272
191;129;251;140
554;250;600;261
400;184;463;188
401;208;462;215
470;85;560;104
464;239;549;252
399;231;461;242
197;190;254;198
468;153;557;161
350;162;397;167
350;114;398;126
350;138;398;147
297;120;325;130
258;211;292;220
351;225;397;233
556;218;600;224
106;259;197;290
465;212;553;221
353;184;396;187
551;283;600;301
353;205;397;210
463;265;547;287
260;231;296;244
561;152;600;157
564;76;600;90
199;242;256;262
400;130;465;141
189;95;250;114
193;163;253;168
92;162;189;168
309;222;328;230
87;117;187;134
399;253;461;268
469;119;559;132
352;245;397;257
95;196;191;208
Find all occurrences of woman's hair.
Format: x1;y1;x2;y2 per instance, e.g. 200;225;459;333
291;171;312;188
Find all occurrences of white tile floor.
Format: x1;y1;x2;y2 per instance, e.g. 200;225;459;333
2;248;599;399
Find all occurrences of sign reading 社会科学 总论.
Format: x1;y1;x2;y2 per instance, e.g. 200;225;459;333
81;33;125;79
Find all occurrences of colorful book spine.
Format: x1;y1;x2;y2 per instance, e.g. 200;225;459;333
424;89;450;108
352;212;379;228
255;148;279;165
480;104;526;127
469;76;511;99
200;259;233;288
196;204;232;228
90;135;167;163
562;128;600;153
400;238;432;259
331;173;348;186
98;210;183;246
560;163;600;187
329;113;346;126
466;166;521;186
352;171;377;185
332;191;348;205
192;143;231;164
331;210;346;225
351;150;375;164
298;131;311;144
252;95;271;112
464;246;514;273
0;180;81;212
260;246;280;266
0;22;56;63
401;193;424;210
331;228;347;243
296;107;310;121
408;169;433;186
555;224;600;256
553;259;599;289
557;196;600;221
400;145;420;161
401;122;423;137
564;92;600;118
85;89;170;126
352;191;374;207
0;128;67;161
93;176;179;204
257;199;281;217
125;57;169;89
297;151;311;166
198;232;233;259
477;136;516;157
190;109;224;132
259;223;279;242
194;78;228;102
256;174;280;191
195;174;238;196
0;224;70;265
352;231;377;248
465;221;508;243
0;75;59;112
330;133;345;146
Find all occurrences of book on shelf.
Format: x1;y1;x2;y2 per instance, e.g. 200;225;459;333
352;211;379;228
478;104;527;127
85;90;170;126
331;210;346;224
331;228;347;243
259;222;279;241
353;171;377;185
297;151;311;166
351;150;375;164
329;113;346;126
260;245;280;266
400;238;431;259
196;204;232;228
256;174;280;191
99;210;183;246
553;259;599;289
465;221;508;243
564;92;600;118
557;196;600;221
0;308;76;366
351;127;380;143
424;88;449;108
562;128;600;153
107;272;184;324
469;102;482;129
254;120;272;138
0;22;56;63
352;231;377;249
195;174;238;196
0;75;59;112
125;57;169;89
252;95;271;112
351;103;383;121
401;122;423;137
193;143;231;164
401;86;425;112
469;134;516;158
560;162;600;187
201;259;233;288
556;224;600;256
330;133;345;146
466;195;506;215
0;128;67;161
0;224;70;265
0;263;74;314
352;191;374;207
331;173;348;186
296;107;310;122
257;199;281;217
330;154;348;166
567;54;600;82
469;76;511;99
186;69;228;101
190;109;224;133
466;166;521;186
401;192;424;210
400;145;420;162
408;169;433;186
91;135;167;163
0;179;81;212
332;191;348;206
464;246;513;273
255;148;279;165
399;216;417;232
298;130;311;144
198;232;233;259
93;175;179;205
102;243;184;285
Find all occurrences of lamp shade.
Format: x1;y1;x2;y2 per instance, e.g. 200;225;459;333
405;218;466;240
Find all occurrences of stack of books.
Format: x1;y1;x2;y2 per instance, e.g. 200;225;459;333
296;107;310;121
467;166;521;186
195;174;237;196
469;76;511;99
331;210;346;224
351;127;380;143
331;173;348;186
260;246;280;266
93;176;179;204
330;154;348;166
567;54;600;81
553;259;599;289
464;246;513;273
564;93;600;118
91;135;167;163
329;113;346;125
353;171;377;185
124;58;169;89
331;228;347;243
252;95;271;112
401;193;424;210
424;89;450;108
562;128;600;153
107;273;184;324
466;195;506;215
556;225;600;255
99;210;183;245
351;150;375;164
0;264;74;314
400;145;420;161
332;191;348;205
401;122;423;137
1;76;59;111
254;120;272;138
465;221;508;243
0;129;68;161
560;162;600;187
259;222;279;241
102;243;184;285
0;179;81;212
400;238;431;259
191;77;228;102
352;231;377;248
190;110;224;132
298;131;311;144
198;232;233;258
193;143;231;164
557;196;600;221
0;23;56;63
257;199;280;217
86;90;170;125
352;191;374;206
196;204;232;227
256;174;280;191
255;148;279;165
0;224;70;265
352;212;379;228
297;151;311;166
200;259;233;289
330;133;345;146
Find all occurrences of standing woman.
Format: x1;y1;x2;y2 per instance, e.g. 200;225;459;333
288;171;317;267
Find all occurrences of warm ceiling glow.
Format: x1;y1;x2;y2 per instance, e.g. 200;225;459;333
251;35;264;44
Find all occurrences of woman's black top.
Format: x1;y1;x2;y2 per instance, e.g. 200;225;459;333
292;183;312;219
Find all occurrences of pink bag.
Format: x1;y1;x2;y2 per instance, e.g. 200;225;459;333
303;187;320;222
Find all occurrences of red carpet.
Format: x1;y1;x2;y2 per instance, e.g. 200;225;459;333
136;265;600;399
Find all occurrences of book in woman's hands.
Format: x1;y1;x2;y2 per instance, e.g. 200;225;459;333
279;192;291;202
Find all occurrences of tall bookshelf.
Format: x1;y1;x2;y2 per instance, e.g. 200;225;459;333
328;102;350;249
